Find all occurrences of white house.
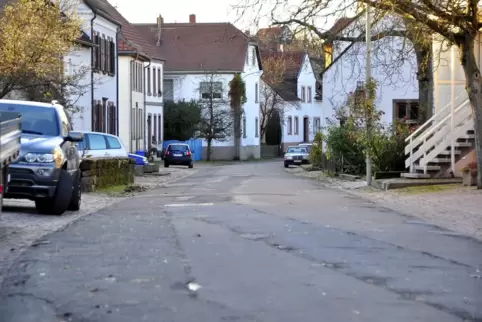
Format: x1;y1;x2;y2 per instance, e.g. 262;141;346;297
68;0;121;135
259;50;323;151
403;33;478;178
319;14;419;128
91;1;165;154
142;14;263;160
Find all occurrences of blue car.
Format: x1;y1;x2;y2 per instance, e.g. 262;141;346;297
128;153;148;165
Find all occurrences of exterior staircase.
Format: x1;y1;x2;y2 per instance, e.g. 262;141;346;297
403;98;475;178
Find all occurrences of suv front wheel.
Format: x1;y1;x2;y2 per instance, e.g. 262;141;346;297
35;170;74;215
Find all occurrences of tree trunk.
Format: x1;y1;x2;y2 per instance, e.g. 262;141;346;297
207;138;212;161
459;35;482;189
414;43;434;122
233;109;242;160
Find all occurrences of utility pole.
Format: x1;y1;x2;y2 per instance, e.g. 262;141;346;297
365;5;373;186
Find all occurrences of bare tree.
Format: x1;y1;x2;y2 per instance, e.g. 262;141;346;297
259;54;300;141
237;0;482;189
196;74;234;161
235;3;434;122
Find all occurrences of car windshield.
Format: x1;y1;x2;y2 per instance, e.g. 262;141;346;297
0;102;59;137
168;144;189;152
287;147;307;153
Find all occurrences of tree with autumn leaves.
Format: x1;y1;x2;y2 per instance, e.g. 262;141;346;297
237;0;482;188
0;0;82;108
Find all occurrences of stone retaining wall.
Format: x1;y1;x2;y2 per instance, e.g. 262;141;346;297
80;158;135;192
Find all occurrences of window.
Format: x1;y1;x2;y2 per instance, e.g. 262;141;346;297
130;61;134;91
294;116;299;134
246;49;249;65
200;81;222;100
87;134;107;150
307;86;312;103
106;37;111;73
287;116;292;135
153;113;157;142
100;35;105;71
255;117;259;137
243;116;247;138
157;68;161;96
315;81;323;101
0;103;60;136
153;68;156;96
313;117;321;134
394;100;420;123
164;79;174;101
251;48;256;65
130;107;135;138
301;86;306;102
147;68;151;94
106;136;122;149
255;83;259;103
158;114;162;142
168;144;189;152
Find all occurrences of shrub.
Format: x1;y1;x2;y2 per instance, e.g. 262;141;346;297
309;132;324;169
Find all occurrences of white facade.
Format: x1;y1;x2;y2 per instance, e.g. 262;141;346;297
144;59;164;151
68;2;119;133
118;56;146;153
164;43;263;159
282;54;322;145
321;16;418;128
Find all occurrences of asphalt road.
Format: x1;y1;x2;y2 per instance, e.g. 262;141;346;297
0;161;481;322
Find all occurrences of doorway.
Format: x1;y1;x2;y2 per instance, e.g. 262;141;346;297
303;117;309;142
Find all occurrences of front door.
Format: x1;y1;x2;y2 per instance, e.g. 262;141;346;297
303;117;309;142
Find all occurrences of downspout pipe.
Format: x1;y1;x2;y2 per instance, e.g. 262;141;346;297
143;60;151;153
90;11;97;131
116;25;121;136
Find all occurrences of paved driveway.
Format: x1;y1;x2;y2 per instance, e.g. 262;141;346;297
0;161;481;322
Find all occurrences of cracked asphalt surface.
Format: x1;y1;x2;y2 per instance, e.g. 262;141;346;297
0;161;481;322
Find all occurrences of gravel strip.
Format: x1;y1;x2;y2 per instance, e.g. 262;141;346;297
287;167;482;241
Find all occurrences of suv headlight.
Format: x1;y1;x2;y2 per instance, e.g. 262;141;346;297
24;147;64;168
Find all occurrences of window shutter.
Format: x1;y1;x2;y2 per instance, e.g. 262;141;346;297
97;34;101;70
106;38;110;73
157;68;161;96
110;41;115;74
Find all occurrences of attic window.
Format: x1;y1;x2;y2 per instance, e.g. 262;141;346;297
251;48;256;65
200;81;223;99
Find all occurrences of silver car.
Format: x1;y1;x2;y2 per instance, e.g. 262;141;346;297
284;146;309;168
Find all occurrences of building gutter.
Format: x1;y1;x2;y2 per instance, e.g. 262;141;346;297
116;25;121;136
143;60;151;152
90;11;97;131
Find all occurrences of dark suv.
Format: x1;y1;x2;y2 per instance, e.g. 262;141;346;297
164;143;194;168
0;100;84;215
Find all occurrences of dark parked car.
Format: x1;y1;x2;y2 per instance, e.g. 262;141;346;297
0;99;84;215
164;143;194;168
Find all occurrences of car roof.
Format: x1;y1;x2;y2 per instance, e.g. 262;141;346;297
0;99;62;109
168;143;189;146
287;146;306;149
80;131;121;139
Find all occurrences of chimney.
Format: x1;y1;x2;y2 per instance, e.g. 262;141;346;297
189;14;196;23
245;30;250;36
156;14;163;46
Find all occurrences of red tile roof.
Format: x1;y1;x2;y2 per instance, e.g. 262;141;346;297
83;0;163;60
134;22;251;72
325;17;357;36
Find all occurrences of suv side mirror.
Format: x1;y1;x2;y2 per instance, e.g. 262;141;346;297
65;131;84;142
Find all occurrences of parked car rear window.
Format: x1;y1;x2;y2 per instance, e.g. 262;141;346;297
106;136;122;149
168;144;189;152
287;147;308;153
0;103;59;137
87;134;107;150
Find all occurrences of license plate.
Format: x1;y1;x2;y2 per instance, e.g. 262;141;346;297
294;160;302;164
173;154;182;157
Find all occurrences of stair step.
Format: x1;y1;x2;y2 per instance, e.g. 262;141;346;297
431;158;451;163
414;165;441;171
454;142;473;148
401;173;431;179
458;134;475;140
438;150;461;155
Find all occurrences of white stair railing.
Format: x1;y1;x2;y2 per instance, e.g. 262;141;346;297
405;99;472;171
405;92;467;155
